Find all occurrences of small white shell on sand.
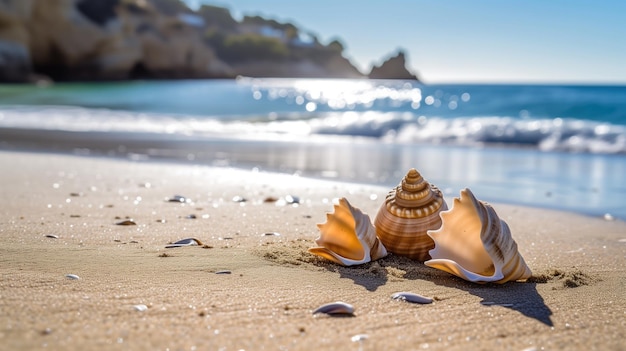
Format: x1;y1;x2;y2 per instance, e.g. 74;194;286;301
263;232;281;236
391;292;433;304
65;274;80;280
313;301;355;316
133;304;148;312
165;238;203;248
351;334;369;342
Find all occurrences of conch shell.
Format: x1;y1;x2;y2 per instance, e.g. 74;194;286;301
374;168;448;261
425;188;532;284
309;197;388;266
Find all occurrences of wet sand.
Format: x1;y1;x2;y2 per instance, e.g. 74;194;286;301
1;150;625;350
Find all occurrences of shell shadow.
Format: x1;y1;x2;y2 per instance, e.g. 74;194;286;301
314;260;390;292
428;272;554;327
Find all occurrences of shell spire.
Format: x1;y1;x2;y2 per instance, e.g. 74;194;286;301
425;188;532;284
374;168;447;261
309;197;388;266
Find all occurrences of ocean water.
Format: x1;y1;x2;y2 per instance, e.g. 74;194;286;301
0;78;625;219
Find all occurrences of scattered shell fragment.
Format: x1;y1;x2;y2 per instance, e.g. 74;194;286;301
167;195;188;203
45;234;59;239
165;238;203;248
133;304;148;312
65;274;80;280
313;301;355;316
263;232;281;236
116;220;136;226
232;196;247;203
391;292;433;304
285;195;300;204
185;214;197;219
351;334;369;342
215;270;232;274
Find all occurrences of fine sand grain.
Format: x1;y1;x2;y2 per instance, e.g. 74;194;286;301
1;151;625;350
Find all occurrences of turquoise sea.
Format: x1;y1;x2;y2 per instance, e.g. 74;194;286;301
0;78;625;219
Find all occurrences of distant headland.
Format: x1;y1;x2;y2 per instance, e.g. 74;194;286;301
0;0;419;82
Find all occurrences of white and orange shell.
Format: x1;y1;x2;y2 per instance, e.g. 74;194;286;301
425;188;532;284
309;197;388;266
374;168;448;261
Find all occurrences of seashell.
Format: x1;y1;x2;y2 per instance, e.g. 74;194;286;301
309;197;387;266
165;238;203;248
425;188;532;284
65;274;80;280
374;168;448;261
285;195;300;204
133;304;148;312
391;292;433;304
263;232;281;236
167;195;189;203
313;301;355;316
116;219;136;226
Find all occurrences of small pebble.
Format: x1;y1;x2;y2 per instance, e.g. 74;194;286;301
65;274;80;280
215;270;232;275
45;234;59;239
604;213;614;221
391;292;433;304
313;301;354;316
185;214;197;219
133;304;148;312
116;220;136;226
263;196;278;203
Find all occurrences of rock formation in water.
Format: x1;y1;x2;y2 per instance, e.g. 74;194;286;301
368;50;419;80
0;0;418;82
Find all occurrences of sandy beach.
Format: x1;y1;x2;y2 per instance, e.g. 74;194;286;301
1;150;625;351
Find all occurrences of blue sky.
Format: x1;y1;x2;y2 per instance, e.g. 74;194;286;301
183;0;626;84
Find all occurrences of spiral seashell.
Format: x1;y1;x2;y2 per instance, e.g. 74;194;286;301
425;188;532;284
309;197;388;266
373;168;448;261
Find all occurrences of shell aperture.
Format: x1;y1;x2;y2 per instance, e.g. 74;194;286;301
309;197;388;266
425;188;532;284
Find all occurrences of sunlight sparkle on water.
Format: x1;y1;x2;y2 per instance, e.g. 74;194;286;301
260;79;423;111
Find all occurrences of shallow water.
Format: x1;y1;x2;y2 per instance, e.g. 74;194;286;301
0;79;625;219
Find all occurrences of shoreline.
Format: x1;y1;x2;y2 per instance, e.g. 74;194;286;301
1;150;625;350
1;127;625;221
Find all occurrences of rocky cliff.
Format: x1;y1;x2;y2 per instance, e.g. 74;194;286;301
0;0;417;82
368;51;418;80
